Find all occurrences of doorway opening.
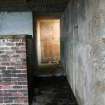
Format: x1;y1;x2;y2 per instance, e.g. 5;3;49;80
33;17;78;105
37;18;61;66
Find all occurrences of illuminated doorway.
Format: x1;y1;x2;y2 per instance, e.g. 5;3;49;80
37;18;60;65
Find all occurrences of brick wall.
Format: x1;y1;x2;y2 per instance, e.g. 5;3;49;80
0;35;29;105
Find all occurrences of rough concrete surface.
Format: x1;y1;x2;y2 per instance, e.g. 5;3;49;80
61;0;105;105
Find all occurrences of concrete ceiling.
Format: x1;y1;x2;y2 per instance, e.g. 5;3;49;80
0;0;69;13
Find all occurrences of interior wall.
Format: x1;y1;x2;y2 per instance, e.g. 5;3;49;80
37;20;42;64
0;35;29;105
0;12;33;35
61;0;105;105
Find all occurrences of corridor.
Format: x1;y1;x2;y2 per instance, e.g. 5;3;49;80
0;0;105;105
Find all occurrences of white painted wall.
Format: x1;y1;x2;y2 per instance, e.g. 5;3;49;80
0;12;33;35
37;21;42;65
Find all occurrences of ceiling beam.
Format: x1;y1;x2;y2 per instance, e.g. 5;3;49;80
0;0;69;12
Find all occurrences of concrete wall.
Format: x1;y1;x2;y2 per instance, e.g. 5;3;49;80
61;0;105;105
0;12;33;35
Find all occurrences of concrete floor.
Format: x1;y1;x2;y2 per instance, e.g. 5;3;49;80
32;76;78;105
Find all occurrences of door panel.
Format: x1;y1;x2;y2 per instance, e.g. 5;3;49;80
39;19;60;64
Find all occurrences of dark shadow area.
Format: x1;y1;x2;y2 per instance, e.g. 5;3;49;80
32;76;78;105
34;64;65;77
26;35;35;105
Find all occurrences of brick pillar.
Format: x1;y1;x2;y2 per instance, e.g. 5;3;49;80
0;35;29;105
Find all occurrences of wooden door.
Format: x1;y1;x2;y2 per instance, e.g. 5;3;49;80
39;19;60;64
